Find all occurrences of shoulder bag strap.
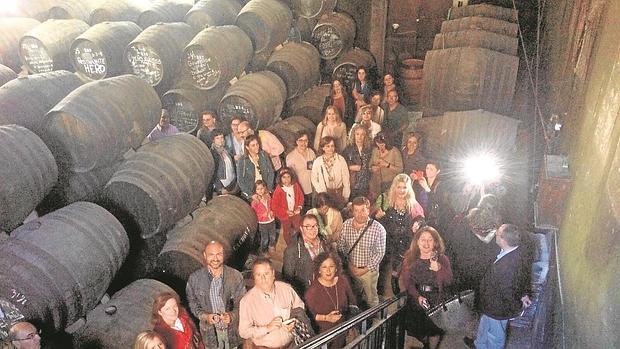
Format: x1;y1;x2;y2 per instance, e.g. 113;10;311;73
346;219;374;257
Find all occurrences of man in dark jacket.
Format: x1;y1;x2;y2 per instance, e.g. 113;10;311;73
465;224;532;349
187;241;246;349
282;214;329;295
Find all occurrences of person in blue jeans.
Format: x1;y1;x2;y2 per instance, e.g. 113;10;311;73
464;224;532;349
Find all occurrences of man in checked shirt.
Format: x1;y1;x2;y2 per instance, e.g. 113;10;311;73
338;196;387;308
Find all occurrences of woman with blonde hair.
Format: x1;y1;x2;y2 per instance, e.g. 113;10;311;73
352;104;381;139
375;173;425;296
314;105;347;152
134;330;166;349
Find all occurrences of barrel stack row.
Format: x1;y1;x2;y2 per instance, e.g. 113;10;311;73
0;76;257;346
1;0;379;132
0;1;380;345
422;3;520;116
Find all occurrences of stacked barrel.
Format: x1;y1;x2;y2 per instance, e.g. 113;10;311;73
0;0;384;346
422;3;520;115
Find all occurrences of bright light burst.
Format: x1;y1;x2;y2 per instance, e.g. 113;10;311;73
463;153;502;185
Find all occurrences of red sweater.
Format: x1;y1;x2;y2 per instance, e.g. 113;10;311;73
153;308;204;349
271;183;304;221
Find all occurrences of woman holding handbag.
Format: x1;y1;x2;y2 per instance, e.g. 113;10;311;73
311;136;350;209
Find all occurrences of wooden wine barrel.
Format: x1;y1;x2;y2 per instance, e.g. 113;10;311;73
156;195;257;283
288;16;317;43
137;0;193;29
311;12;356;60
43;75;161;172
48;0;106;22
89;0;150;24
184;0;242;31
449;3;518;23
287;83;330;124
161;83;229;133
38;161;121;215
440;17;518;37
183;25;253;90
0;125;58;232
399;58;424;105
0;71;83;137
125;22;197;91
73;279;175;349
266;41;320;99
332;47;376;89
19;19;90;74
267;116;316;153
12;0;58;21
423;47;518;115
103;134;215;239
70;21;142;81
0;202;129;333
0;65;17;87
0;18;41;73
236;0;293;54
432;29;518;55
291;0;336;19
218;71;287;130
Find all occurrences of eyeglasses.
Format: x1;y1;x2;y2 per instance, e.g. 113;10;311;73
302;224;318;229
13;329;41;341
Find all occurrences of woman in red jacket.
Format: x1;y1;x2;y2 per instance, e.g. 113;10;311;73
272;167;304;245
152;292;204;349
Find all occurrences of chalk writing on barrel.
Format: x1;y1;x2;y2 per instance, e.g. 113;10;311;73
169;100;198;133
74;43;107;79
20;39;54;73
313;26;342;58
185;48;221;89
126;44;163;86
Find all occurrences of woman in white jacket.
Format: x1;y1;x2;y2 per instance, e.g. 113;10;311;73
311;136;350;208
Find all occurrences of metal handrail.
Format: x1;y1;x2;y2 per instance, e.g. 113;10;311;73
296;293;409;349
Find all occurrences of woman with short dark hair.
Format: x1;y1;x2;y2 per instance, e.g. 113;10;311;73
272;167;304;245
311;136;350;208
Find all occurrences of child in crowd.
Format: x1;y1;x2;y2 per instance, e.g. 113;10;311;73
251;180;277;255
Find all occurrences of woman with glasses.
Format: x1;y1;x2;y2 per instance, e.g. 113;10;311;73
285;131;316;212
304;251;358;348
282;214;329;295
236;134;275;201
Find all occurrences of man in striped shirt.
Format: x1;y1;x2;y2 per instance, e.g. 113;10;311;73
187;241;246;349
338;196;387;307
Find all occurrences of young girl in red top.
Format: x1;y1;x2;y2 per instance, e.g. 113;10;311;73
251;180;277;254
152;292;203;349
271;167;304;245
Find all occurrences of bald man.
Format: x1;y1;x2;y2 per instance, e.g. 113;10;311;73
8;322;41;349
186;241;246;349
